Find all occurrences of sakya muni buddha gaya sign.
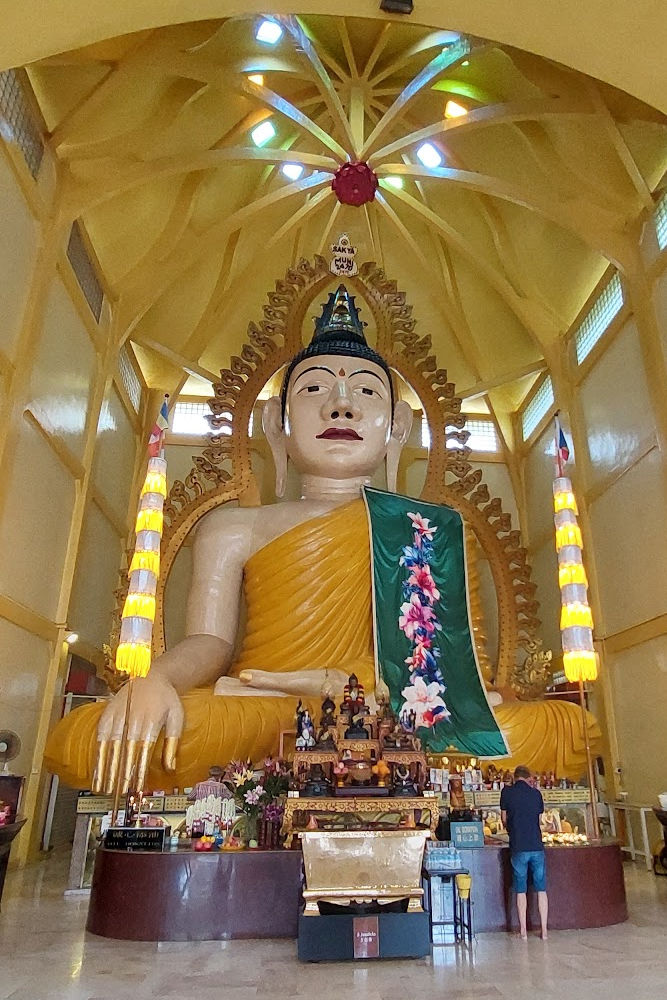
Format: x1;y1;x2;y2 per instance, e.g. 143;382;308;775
364;487;508;757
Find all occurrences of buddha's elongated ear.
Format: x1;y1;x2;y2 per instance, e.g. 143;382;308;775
262;396;288;498
386;399;413;493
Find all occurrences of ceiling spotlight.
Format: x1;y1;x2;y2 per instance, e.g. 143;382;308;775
416;142;442;168
65;632;79;644
250;120;276;147
379;0;414;13
281;163;304;181
445;100;468;119
255;20;283;45
462;60;470;67
384;176;404;189
247;74;264;86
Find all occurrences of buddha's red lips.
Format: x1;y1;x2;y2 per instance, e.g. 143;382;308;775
316;428;363;440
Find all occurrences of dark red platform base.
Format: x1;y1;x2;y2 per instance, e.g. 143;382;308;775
86;840;627;941
86;847;303;941
457;840;628;931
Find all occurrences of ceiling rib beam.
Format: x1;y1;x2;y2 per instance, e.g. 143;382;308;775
277;15;356;155
118;170;331;335
369;29;467;87
458;362;549;399
378;184;560;351
241;78;349;160
62;145;338;217
369;97;597;164
362;23;392;82
373;192;478;366
377;164;633;270
361;37;471;158
134;338;219;383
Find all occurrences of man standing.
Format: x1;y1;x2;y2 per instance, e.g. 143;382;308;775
500;764;548;940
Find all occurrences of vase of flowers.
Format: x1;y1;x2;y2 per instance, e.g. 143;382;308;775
223;760;266;847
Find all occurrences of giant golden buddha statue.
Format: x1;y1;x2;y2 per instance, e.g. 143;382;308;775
45;286;600;792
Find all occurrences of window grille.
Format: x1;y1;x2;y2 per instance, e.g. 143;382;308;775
118;346;141;413
0;69;44;179
655;190;667;252
574;273;623;365
521;376;554;440
171;401;232;436
422;415;499;451
67;222;104;321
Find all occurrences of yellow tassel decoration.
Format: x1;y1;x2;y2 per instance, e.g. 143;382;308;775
115;642;152;678
558;563;588;587
560;603;594;629
555;523;583;550
129;550;160;575
141;472;167;498
122;593;156;621
553;490;578;514
135;508;163;534
563;650;598;682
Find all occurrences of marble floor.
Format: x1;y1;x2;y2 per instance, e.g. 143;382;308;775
1;852;665;1000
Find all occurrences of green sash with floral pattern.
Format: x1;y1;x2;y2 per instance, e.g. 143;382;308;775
363;487;508;757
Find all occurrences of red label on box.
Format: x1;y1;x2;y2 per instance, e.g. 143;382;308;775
353;915;379;958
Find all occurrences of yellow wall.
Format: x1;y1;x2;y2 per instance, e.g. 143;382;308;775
0;135;144;860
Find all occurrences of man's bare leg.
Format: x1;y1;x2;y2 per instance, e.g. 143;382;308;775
516;892;528;939
538;891;548;939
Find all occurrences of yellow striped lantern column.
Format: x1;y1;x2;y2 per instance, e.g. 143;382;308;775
111;396;169;823
553;414;600;839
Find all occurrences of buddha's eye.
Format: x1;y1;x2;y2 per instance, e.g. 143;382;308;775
307;385;321;393
361;387;374;396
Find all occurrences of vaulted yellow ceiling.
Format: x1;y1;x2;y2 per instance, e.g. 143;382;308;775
19;9;667;421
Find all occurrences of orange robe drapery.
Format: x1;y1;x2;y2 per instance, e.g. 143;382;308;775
44;500;600;788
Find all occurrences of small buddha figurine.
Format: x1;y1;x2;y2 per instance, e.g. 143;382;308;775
315;694;337;747
304;763;331;797
393;763;417;797
295;701;316;749
340;672;367;720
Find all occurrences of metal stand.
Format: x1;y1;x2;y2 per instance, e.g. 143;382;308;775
578;678;600;840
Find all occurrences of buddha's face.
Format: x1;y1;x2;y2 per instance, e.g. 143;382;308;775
283;354;393;480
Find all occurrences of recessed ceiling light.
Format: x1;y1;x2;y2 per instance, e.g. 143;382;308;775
250;120;276;147
445;100;468;119
416;142;442;168
65;632;79;644
248;74;264;86
462;60;470;67
384;176;404;189
281;163;304;181
255;20;283;45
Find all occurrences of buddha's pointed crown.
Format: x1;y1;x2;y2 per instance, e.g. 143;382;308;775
312;284;367;347
280;283;394;419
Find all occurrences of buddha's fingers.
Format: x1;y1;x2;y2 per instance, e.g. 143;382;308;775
161;698;184;771
122;740;138;794
162;736;178;772
92;741;109;793
136;740;155;790
104;740;122;795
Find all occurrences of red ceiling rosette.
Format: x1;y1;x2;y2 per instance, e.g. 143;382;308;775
331;161;378;206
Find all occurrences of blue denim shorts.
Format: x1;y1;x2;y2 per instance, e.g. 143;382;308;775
510;850;547;893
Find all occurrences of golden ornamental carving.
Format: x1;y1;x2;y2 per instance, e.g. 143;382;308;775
510;645;554;701
108;255;542;688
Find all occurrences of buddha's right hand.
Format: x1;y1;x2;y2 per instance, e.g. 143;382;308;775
93;673;184;795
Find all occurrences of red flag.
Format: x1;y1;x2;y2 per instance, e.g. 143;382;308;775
148;395;170;457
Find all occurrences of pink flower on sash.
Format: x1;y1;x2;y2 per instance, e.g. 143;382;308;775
399;593;437;640
394;509;450;731
400;676;450;728
407;511;437;540
407;564;440;602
